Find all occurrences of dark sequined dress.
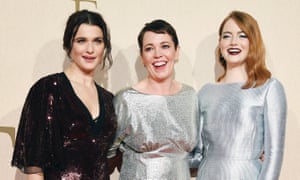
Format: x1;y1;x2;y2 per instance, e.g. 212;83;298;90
12;72;117;180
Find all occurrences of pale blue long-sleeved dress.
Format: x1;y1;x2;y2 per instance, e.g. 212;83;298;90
189;78;287;180
112;84;198;180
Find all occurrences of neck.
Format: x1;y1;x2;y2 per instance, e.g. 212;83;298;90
64;66;94;86
222;66;248;83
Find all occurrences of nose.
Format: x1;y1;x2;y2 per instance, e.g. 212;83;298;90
86;42;94;53
230;36;238;45
154;48;162;58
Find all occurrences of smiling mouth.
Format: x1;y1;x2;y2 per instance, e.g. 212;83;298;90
83;56;95;59
153;61;167;67
227;48;241;55
82;56;96;62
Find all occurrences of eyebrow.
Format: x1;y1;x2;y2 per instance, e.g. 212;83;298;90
222;30;245;34
160;41;171;44
74;36;103;40
144;41;171;46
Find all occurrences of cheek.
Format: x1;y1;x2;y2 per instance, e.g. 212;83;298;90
141;54;152;64
219;41;226;51
245;43;250;51
169;51;178;60
69;50;78;60
220;45;227;55
96;50;104;58
70;46;82;56
96;45;105;54
242;43;250;54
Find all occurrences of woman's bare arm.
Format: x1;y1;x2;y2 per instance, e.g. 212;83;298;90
27;173;44;180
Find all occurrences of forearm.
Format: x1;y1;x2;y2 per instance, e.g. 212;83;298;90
27;173;44;180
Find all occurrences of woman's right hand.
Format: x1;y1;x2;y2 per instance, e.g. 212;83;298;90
140;141;161;152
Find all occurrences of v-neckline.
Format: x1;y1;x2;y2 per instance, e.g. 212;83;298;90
62;72;104;122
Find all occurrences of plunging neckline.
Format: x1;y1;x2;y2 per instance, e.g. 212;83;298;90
62;72;104;122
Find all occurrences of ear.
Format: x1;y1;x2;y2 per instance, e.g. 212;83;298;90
140;54;145;66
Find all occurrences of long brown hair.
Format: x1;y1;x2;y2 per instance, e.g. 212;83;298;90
217;10;271;89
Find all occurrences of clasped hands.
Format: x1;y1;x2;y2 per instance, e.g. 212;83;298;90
140;141;161;152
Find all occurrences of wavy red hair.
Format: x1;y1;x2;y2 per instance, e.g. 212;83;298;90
217;11;271;89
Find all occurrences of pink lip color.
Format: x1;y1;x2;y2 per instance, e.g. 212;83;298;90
153;61;167;71
83;56;96;63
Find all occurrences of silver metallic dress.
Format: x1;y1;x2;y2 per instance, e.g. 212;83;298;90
112;84;198;180
189;78;287;180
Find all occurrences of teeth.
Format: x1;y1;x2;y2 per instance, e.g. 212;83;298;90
153;61;167;67
228;48;241;53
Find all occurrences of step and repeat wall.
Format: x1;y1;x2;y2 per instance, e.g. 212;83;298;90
1;0;299;179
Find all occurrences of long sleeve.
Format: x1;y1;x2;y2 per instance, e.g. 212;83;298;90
107;90;130;158
188;134;203;168
188;93;203;168
258;80;287;180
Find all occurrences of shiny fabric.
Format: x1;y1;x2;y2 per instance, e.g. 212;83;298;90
190;78;287;180
112;84;198;180
12;72;117;180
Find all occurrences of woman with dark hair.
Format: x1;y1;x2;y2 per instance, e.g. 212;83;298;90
108;19;198;179
12;10;117;180
189;10;287;180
